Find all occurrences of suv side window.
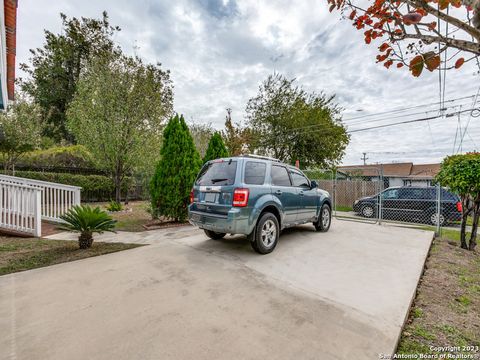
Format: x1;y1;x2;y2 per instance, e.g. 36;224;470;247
244;161;266;185
271;165;291;186
290;169;310;188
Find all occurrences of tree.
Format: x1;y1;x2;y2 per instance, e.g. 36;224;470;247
222;109;248;156
203;132;229;163
189;122;214;158
20;12;121;142
150;114;202;222
0;97;42;173
246;73;349;168
67;54;173;202
327;0;480;76
436;152;480;251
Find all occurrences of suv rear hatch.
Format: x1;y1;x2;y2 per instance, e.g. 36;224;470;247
193;160;238;216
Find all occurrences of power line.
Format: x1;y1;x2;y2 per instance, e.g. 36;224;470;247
342;94;476;122
290;107;480;137
343;101;471;127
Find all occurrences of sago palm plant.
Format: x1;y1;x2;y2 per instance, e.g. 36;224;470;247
59;205;117;249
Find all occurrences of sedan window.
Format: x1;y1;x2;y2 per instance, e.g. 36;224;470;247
382;189;399;199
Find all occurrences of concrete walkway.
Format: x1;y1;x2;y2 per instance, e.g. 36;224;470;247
0;220;434;360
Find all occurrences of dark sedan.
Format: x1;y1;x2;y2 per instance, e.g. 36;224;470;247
353;186;462;225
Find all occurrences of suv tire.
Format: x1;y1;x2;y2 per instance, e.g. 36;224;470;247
204;230;226;240
315;203;331;232
250;212;279;254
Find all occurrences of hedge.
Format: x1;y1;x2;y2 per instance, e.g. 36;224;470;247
0;170;134;202
18;145;96;168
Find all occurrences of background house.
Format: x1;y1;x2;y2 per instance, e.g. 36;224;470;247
0;0;17;109
338;162;441;188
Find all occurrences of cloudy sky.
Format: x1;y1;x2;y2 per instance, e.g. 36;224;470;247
16;0;480;165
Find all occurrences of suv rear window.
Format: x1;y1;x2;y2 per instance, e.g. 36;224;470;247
244;161;266;185
196;161;237;186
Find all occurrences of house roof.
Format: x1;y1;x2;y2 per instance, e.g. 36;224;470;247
4;0;17;101
408;163;441;179
338;162;441;179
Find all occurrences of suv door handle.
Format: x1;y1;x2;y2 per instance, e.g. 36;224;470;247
275;190;282;195
299;190;304;196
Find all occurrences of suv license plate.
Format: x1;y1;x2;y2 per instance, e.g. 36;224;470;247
204;193;217;203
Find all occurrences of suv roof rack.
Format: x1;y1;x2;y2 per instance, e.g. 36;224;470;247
241;154;281;162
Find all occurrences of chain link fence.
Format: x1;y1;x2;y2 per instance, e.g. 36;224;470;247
304;166;462;233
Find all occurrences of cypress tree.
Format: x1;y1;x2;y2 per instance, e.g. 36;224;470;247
203;132;229;163
150;114;202;221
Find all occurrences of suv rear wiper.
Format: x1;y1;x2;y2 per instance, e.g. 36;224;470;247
210;178;229;183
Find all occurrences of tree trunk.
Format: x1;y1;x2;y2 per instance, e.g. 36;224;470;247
460;198;469;250
469;202;480;251
78;231;93;249
114;174;122;203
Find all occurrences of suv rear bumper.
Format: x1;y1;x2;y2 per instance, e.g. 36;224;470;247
188;207;252;235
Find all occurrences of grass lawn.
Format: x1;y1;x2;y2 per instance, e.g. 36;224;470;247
0;236;143;276
87;201;152;232
397;228;480;355
335;205;353;212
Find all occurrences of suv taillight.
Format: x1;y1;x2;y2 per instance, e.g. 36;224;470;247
456;201;462;212
190;189;194;204
233;188;249;207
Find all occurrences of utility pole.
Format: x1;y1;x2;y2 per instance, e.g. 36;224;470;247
361;152;369;165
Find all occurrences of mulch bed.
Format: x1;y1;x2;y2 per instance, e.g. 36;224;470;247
142;219;190;230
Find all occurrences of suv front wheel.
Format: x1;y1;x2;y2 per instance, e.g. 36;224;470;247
250;212;279;254
204;230;226;240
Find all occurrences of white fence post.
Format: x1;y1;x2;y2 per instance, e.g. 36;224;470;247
34;189;42;237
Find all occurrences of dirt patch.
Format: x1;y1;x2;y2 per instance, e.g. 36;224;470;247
398;235;480;355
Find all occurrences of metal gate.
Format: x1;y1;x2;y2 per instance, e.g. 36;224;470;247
303;167;446;234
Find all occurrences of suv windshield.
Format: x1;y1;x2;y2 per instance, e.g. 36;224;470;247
196;161;237;186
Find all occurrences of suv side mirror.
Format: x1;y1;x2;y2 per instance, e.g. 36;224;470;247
310;180;318;189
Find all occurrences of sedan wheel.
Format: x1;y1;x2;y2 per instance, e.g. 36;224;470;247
361;205;375;218
430;213;445;226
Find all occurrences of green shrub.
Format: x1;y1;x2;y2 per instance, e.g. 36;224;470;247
106;200;123;212
19;145;96;168
0;170;133;202
150;114;202;221
59;205;116;249
203;132;229;163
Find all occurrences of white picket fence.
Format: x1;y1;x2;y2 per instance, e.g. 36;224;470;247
0;181;42;236
0;175;81;237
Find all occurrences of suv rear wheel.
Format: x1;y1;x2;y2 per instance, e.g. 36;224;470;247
204;230;226;240
250;212;279;254
314;203;331;232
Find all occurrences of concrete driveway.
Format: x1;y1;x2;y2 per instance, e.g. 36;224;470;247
0;220;433;360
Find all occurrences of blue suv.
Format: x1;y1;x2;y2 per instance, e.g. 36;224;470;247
188;155;332;254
